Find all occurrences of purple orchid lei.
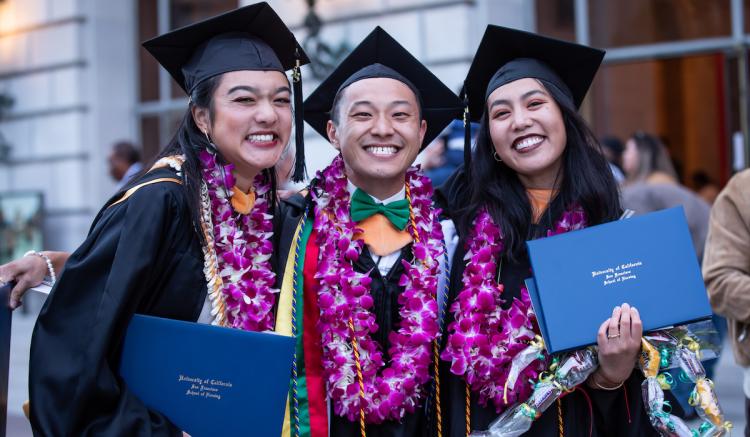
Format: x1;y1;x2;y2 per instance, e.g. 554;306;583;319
441;206;586;413
198;149;278;332
311;155;445;423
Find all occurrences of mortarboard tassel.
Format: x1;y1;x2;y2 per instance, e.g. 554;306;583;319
462;85;472;178
291;49;307;183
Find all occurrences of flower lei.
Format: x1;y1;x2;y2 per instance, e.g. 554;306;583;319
441;206;586;413
312;155;444;423
197;150;277;331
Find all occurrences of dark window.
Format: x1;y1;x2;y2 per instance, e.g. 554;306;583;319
589;0;731;48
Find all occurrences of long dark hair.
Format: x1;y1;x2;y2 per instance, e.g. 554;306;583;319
458;78;621;261
154;75;278;243
627;131;677;183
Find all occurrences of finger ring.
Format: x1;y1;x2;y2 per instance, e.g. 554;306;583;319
607;333;621;339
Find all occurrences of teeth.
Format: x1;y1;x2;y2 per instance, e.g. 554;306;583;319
366;146;398;156
515;136;543;150
247;134;274;142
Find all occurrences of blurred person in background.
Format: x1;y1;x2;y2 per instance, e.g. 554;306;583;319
702;168;750;437
621;131;720;419
600;135;626;184
692;170;721;205
621;131;710;261
422;119;478;187
108;140;143;191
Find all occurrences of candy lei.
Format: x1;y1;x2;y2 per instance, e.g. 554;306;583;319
441;206;586;413
312;155;444;423
195;150;277;331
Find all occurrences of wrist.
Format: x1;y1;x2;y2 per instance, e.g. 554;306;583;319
24;250;57;286
588;370;624;390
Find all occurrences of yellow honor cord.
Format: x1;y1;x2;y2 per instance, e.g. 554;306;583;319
277;220;304;437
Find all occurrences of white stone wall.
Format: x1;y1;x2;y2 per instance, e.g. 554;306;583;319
0;0;137;252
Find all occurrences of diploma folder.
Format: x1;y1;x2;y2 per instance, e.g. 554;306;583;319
119;314;295;437
525;207;712;354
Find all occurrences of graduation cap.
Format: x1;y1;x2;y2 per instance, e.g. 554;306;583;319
461;25;605;164
304;26;463;149
142;2;311;181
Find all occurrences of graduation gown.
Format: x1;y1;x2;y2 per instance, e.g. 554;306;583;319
30;166;288;436
432;168;665;437
277;192;427;437
29;167;205;436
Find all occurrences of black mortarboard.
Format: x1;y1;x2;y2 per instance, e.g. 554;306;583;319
461;25;604;165
304;27;463;149
142;2;310;181
463;25;604;121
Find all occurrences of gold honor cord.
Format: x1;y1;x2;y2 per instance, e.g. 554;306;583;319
349;318;367;437
461;105;472;437
405;183;443;436
465;383;471;437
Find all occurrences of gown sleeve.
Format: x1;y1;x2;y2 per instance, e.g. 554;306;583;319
29;180;193;436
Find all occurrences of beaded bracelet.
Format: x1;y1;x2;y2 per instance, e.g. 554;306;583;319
24;250;56;286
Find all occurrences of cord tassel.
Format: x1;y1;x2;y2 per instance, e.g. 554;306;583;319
292;49;306;182
461;85;471;170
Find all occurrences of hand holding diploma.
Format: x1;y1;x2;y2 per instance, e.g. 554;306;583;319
0;251;69;308
590;303;643;388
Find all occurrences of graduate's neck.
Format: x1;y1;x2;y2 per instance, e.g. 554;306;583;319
233;169;259;193
346;170;405;201
517;165;563;191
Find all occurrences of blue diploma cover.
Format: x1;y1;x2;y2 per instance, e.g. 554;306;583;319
119;315;295;437
525;207;712;354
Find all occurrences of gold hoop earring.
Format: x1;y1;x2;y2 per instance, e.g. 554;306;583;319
493;151;502;162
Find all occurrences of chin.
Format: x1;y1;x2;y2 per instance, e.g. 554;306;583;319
372;166;406;180
245;155;281;171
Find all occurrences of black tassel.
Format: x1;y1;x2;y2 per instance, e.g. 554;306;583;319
291;49;307;183
462;86;471;174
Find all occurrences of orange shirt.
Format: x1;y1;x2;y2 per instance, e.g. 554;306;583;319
526;188;557;224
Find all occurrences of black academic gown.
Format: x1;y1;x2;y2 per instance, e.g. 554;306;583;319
30;167;209;436
278;192;427;437
432;168;664;437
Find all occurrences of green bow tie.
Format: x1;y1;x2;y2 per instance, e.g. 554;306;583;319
350;188;410;230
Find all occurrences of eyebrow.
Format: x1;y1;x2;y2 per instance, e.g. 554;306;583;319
227;85;291;95
488;89;548;109
349;100;415;109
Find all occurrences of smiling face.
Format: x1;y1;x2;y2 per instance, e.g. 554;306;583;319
193;70;292;191
486;77;567;189
326;77;426;199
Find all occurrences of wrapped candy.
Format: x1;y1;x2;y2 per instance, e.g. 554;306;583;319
639;334;732;436
642;376;693;436
502;335;546;404
471;348;598;437
640;338;692;435
469;324;729;437
642;322;720;371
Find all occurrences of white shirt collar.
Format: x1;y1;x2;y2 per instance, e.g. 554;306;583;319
347;180;405;205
